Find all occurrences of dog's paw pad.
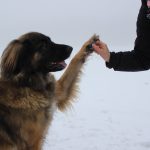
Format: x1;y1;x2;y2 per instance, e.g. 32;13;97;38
86;34;99;52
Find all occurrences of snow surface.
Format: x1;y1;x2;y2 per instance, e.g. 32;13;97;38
43;48;150;150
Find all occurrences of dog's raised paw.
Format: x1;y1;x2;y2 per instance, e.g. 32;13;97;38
78;34;99;62
85;34;99;53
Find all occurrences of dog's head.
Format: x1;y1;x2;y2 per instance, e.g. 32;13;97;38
1;32;73;79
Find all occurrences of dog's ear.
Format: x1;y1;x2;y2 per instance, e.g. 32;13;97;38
1;40;25;76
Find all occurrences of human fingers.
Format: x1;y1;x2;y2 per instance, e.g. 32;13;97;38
92;44;101;54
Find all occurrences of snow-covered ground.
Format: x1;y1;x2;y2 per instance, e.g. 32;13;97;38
44;48;150;150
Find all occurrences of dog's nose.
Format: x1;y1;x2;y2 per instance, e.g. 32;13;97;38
67;46;73;52
66;46;73;57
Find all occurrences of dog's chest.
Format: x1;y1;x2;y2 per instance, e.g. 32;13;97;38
0;84;57;145
20;108;53;144
8;99;57;147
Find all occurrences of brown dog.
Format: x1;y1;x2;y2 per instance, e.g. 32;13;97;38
0;32;98;150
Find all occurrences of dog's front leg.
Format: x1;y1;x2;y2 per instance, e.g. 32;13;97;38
56;35;99;111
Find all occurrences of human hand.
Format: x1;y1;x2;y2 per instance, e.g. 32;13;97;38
92;40;110;62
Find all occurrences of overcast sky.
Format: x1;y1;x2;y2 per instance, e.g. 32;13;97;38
0;0;140;53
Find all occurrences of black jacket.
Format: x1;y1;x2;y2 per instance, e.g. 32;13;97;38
106;0;150;71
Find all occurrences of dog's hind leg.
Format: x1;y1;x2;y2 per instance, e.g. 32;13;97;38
56;35;99;111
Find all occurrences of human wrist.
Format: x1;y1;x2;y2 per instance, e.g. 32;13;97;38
105;52;110;62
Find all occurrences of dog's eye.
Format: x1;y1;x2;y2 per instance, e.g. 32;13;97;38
36;38;53;54
40;42;48;50
46;36;51;41
37;41;50;54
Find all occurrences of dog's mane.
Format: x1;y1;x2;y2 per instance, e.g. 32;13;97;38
0;71;55;91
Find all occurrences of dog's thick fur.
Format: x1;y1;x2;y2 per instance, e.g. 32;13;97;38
0;32;98;150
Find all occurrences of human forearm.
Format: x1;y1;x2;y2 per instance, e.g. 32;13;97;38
106;50;150;71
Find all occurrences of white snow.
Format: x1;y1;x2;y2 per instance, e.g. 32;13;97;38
43;48;150;150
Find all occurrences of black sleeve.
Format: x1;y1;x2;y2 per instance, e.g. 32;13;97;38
106;1;150;72
106;50;150;71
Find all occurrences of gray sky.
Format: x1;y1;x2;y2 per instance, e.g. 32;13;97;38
0;0;140;52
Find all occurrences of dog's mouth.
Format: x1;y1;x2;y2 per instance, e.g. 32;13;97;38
48;61;67;72
46;45;73;72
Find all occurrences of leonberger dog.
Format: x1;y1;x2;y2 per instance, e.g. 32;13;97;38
0;32;98;150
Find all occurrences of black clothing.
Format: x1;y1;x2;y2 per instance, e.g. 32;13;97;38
106;0;150;71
